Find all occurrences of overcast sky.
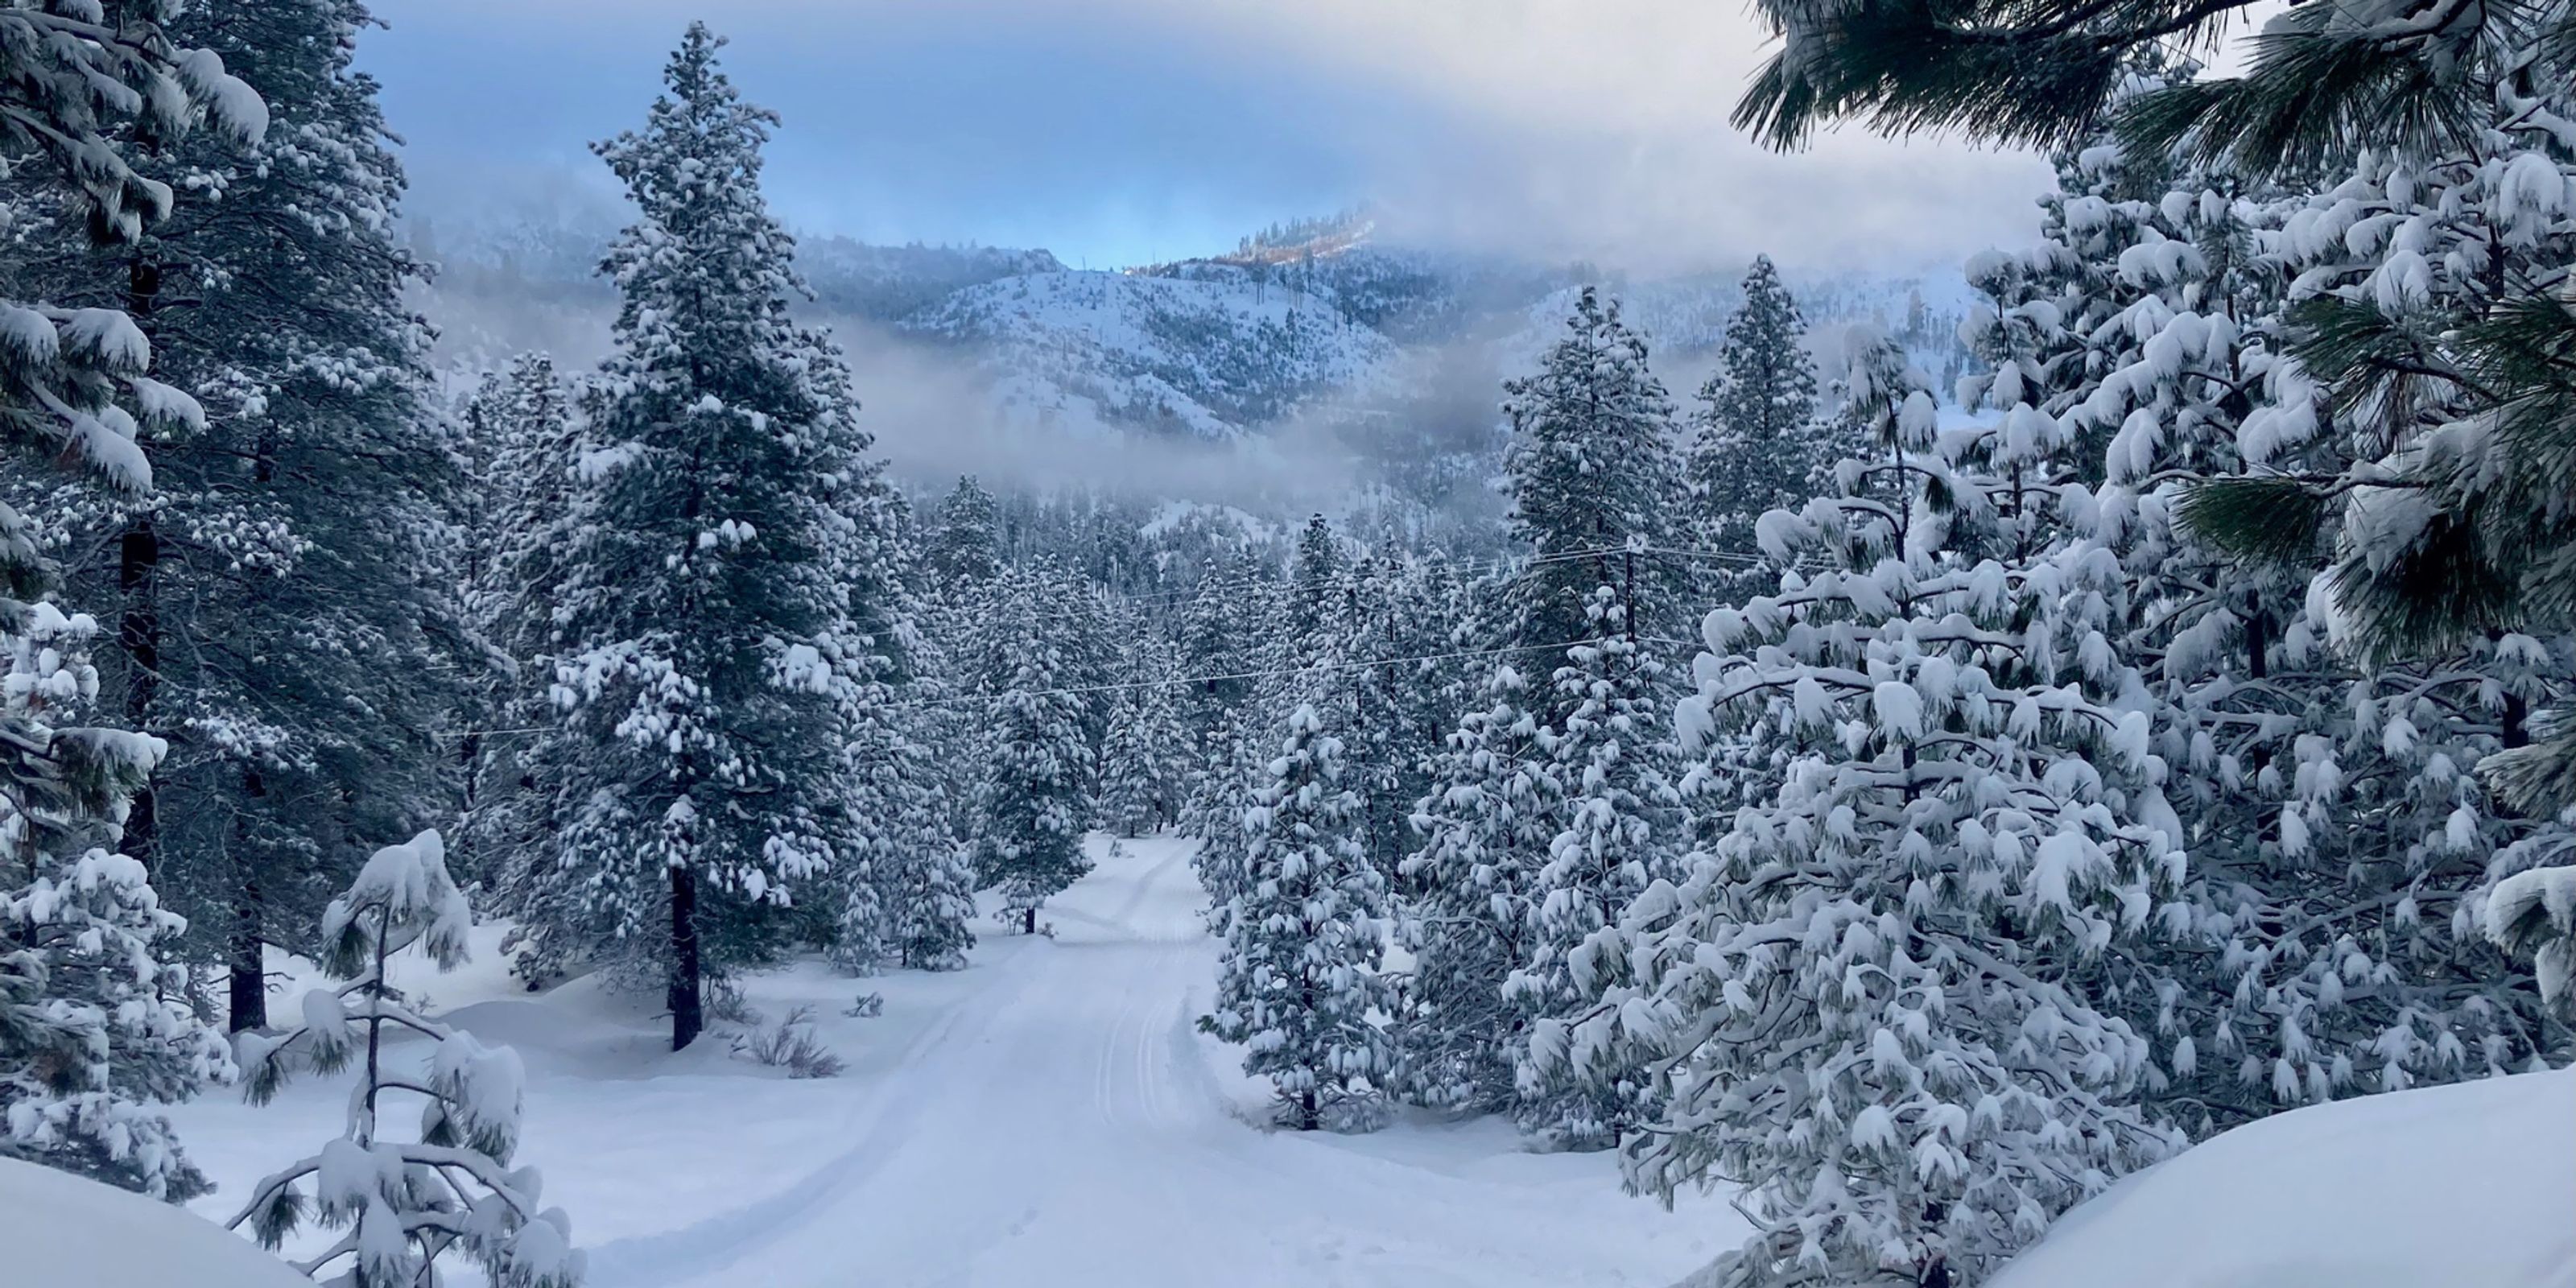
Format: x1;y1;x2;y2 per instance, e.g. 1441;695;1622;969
368;0;2064;275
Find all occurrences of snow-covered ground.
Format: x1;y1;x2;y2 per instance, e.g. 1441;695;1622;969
1991;1063;2576;1288
166;835;1737;1286
2;1156;308;1288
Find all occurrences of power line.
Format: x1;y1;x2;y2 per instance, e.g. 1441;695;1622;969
457;629;1711;736
460;543;1769;736
881;631;1705;714
1077;540;1773;618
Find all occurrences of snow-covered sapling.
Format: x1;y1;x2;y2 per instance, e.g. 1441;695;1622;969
230;830;583;1288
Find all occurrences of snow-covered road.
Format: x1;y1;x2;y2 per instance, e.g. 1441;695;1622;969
175;836;1732;1286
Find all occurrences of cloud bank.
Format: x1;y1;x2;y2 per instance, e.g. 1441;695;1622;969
374;0;2056;275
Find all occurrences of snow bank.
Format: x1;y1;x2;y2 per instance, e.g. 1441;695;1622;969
0;1157;303;1288
1992;1067;2576;1288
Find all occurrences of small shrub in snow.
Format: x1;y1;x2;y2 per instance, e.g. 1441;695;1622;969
843;993;884;1020
231;830;584;1288
704;976;757;1025
992;906;1055;938
733;1005;844;1079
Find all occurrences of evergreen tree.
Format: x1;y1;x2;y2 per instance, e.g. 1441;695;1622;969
1505;590;1682;1150
1395;663;1556;1114
968;564;1095;934
15;0;456;1033
233;831;584;1288
1174;560;1275;927
531;24;870;1049
837;505;976;974
1689;255;1819;606
1201;700;1393;1130
1179;704;1257;927
1096;631;1189;837
1188;526;1344;927
924;476;1001;587
467;354;581;919
0;3;262;492
1727;0;2576;1006
1542;327;2189;1286
0;0;259;1202
1500;288;1689;680
1284;513;1347;669
830;647;975;975
1;605;230;1201
2078;116;2576;1108
1341;551;1464;885
1175;552;1257;744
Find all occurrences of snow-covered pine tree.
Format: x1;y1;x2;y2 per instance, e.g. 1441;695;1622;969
2136;109;2576;1108
1202;700;1393;1130
832;609;977;975
1541;325;2189;1287
923;475;1002;588
533;24;871;1049
968;562;1095;935
815;388;972;977
1499;288;1690;694
233;831;583;1288
1096;630;1189;838
9;0;451;1034
1187;526;1346;926
1395;662;1557;1113
1177;551;1259;744
0;603;230;1200
1285;514;1347;670
0;0;258;1200
873;733;979;974
1173;559;1277;927
1504;588;1682;1150
466;353;581;910
1689;255;1819;607
2488;857;2576;1015
1178;701;1257;927
1341;551;1466;886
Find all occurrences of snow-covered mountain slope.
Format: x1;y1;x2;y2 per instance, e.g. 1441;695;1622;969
406;202;1976;469
799;237;1067;323
906;266;1400;440
1;1157;307;1288
1988;1066;2576;1288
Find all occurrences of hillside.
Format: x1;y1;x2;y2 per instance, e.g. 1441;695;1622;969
404;205;1975;479
906;266;1399;439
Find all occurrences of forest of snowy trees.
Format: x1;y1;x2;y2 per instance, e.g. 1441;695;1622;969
0;2;2572;1287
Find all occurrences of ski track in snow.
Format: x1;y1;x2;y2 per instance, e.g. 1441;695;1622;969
180;836;1729;1287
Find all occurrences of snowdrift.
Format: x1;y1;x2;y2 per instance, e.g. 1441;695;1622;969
0;1157;303;1288
1992;1066;2576;1288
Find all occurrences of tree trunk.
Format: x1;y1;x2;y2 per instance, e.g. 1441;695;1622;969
1021;904;1036;936
668;863;703;1051
1298;1087;1319;1132
227;872;266;1031
227;767;269;1031
2246;605;2269;680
